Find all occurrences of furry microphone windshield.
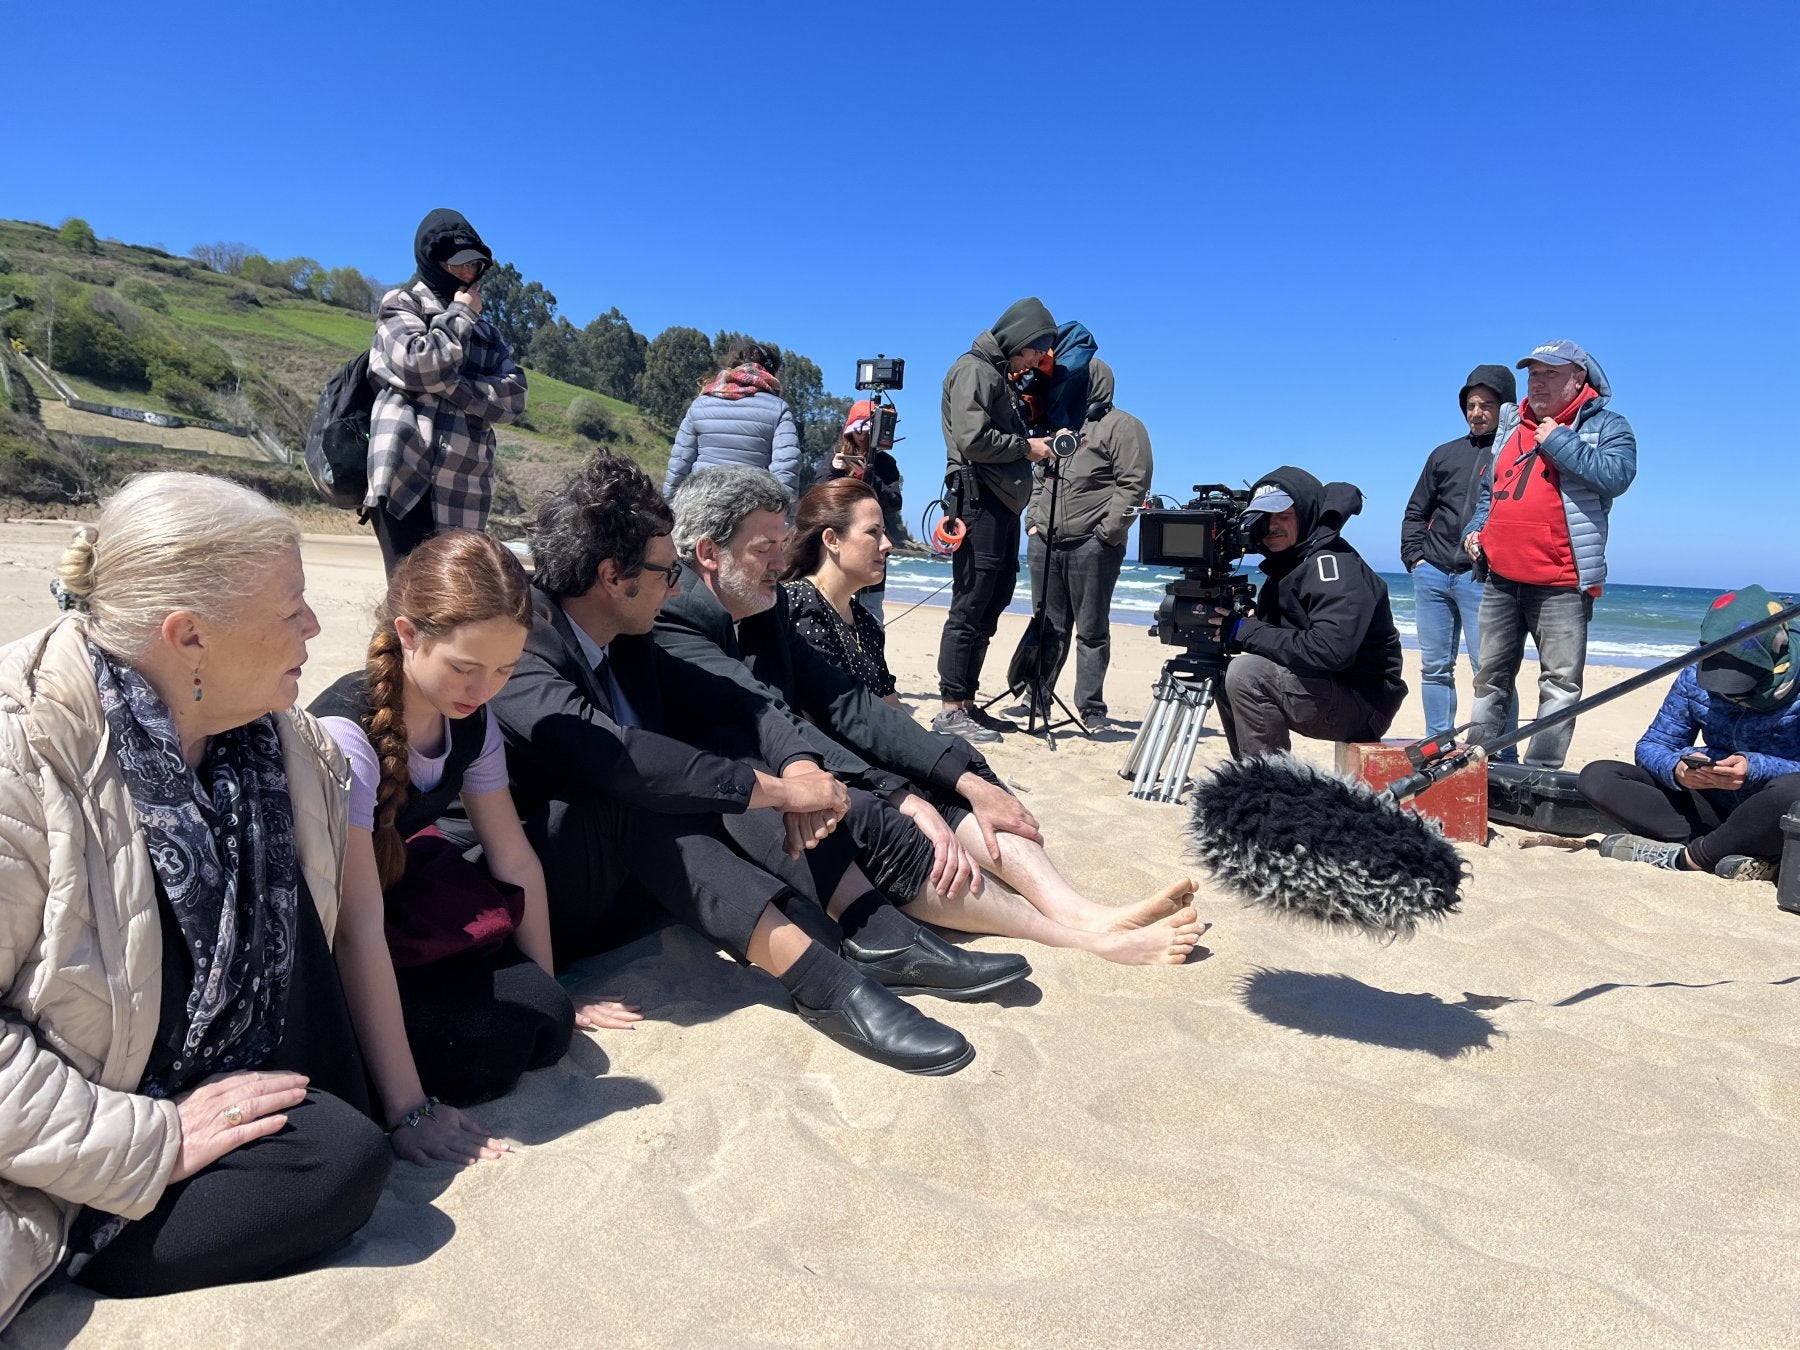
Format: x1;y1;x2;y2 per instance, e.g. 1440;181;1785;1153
1186;754;1467;938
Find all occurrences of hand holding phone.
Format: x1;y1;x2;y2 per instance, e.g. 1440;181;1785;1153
1680;751;1713;772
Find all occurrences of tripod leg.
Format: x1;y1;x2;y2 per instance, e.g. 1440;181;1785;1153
1162;688;1208;802
1128;686;1176;799
1120;675;1170;779
1138;689;1184;801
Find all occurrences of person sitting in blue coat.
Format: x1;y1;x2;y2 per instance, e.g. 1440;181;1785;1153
662;340;802;499
1579;585;1800;883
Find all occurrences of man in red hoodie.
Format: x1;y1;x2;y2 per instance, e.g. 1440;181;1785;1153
1462;340;1637;767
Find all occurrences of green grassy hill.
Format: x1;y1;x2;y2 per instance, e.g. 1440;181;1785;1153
0;218;670;523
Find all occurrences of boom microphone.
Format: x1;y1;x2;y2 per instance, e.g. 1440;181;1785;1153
1187;754;1466;938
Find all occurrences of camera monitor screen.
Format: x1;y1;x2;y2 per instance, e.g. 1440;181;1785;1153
1157;520;1215;561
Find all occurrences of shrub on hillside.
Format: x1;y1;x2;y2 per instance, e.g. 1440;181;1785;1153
119;278;170;312
0;250;12;275
87;289;147;332
149;371;214;418
51;295;146;383
58;218;99;254
566;395;616;442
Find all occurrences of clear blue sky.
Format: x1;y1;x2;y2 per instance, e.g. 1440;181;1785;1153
5;1;1794;587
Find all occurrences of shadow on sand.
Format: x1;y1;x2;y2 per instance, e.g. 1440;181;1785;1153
1238;967;1509;1059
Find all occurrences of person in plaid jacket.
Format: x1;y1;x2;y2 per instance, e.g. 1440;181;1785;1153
365;209;528;574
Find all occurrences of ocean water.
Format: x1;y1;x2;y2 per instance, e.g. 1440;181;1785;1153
878;555;1771;671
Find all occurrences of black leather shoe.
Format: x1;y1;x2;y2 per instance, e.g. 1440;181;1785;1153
794;978;975;1075
842;926;1031;1001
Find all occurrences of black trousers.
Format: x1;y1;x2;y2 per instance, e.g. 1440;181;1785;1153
394;938;574;1107
1577;762;1800;871
528;798;853;967
843;789;939;906
371;492;437;578
72;900;390;1299
938;487;1021;702
1028;531;1127;718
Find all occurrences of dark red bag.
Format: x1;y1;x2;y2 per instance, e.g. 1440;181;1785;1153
383;826;525;968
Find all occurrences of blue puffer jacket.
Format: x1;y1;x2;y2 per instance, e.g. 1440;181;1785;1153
1635;667;1800;791
663;388;802;498
1464;353;1636;591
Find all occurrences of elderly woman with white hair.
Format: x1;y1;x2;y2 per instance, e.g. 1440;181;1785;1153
0;473;389;1324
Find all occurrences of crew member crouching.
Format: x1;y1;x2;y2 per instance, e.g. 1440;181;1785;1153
1213;466;1407;759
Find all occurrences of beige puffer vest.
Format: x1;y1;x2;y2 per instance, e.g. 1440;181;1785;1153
0;618;348;1328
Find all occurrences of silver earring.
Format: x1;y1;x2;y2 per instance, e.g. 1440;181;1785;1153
192;672;203;703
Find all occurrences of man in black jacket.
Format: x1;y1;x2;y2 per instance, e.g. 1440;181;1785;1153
660;466;1208;966
1400;364;1516;743
487;452;1008;1075
934;297;1060;743
1213;467;1408;759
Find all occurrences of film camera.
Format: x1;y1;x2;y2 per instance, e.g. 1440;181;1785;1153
1139;485;1259;666
854;355;903;450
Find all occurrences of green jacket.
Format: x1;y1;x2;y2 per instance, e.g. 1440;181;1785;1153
1026;359;1152;547
940;331;1035;515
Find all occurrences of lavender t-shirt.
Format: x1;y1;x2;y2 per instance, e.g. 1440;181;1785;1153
320;711;509;831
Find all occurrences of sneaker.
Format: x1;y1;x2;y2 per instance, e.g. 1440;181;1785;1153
931;707;1001;744
966;705;1019;735
1598;832;1685;870
1713;854;1778;882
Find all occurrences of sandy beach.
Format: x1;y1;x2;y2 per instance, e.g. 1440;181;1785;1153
5;520;1798;1349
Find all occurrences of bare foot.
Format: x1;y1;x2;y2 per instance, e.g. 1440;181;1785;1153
1087;876;1197;933
1089;905;1210;965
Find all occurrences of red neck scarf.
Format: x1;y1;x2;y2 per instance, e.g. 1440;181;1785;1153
702;363;782;400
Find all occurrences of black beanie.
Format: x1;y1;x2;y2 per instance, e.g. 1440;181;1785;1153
1460;363;1517;412
991;297;1057;358
413;208;493;303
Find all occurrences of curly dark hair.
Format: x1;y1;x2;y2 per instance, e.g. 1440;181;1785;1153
724;339;782;377
528;450;674;598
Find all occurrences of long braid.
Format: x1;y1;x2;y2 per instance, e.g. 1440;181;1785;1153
363;529;533;894
364;626;412;890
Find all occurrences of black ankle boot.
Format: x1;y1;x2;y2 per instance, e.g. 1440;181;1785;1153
842;925;1031;1001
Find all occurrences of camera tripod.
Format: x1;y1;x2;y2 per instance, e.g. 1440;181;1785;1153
981;451;1091;749
1118;652;1225;801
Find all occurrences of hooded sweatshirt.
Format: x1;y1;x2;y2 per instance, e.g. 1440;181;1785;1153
941;331;1037;514
1026;358;1153;547
412;208;493;303
1233;467;1407;717
1400;363;1517;575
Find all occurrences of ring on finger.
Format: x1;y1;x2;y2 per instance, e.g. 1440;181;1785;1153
224;1103;245;1127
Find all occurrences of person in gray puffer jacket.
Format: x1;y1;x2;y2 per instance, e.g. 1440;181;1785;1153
662;341;802;498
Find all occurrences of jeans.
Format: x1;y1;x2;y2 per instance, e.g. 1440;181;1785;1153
1470;576;1593;768
1028;531;1127;718
937;486;1021;702
1410;562;1483;738
1216;652;1394;759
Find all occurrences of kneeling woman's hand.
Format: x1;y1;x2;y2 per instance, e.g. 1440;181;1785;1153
575;996;644;1031
389;1100;512;1166
172;1070;311;1181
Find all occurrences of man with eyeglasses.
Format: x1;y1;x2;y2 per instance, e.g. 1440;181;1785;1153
1462;340;1637;767
480;451;984;1075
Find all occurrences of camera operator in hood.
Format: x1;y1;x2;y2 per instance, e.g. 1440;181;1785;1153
1212;466;1407;760
933;298;1061;743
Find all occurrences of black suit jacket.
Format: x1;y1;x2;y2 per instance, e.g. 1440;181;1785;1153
491;589;818;823
654;567;979;798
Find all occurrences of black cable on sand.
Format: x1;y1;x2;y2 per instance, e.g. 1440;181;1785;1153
1186;754;1467;938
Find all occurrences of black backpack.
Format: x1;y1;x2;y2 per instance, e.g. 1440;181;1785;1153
304;350;377;510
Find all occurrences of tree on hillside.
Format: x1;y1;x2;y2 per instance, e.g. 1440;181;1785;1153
584;308;647;401
58;218;99;254
636;326;715;428
481;263;556;363
310;266;376;313
711;330;781;367
779;349;853;488
239;254;322;294
190;241;250;274
526;317;589;386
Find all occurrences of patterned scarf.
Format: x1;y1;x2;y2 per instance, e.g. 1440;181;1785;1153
700;363;782;400
90;644;299;1099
